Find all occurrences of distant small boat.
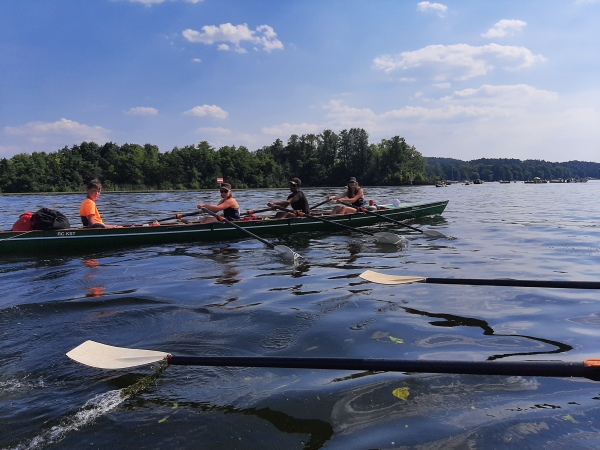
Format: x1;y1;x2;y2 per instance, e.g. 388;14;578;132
498;180;511;184
473;179;483;184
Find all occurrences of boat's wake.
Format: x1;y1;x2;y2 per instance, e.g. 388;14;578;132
6;390;125;450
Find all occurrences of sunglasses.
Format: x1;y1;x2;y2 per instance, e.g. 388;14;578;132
220;189;230;193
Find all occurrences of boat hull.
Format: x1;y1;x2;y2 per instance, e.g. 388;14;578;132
0;200;448;255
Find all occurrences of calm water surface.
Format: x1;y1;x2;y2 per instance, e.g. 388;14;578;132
1;182;600;449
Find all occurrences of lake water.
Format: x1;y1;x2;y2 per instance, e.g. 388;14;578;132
1;181;600;449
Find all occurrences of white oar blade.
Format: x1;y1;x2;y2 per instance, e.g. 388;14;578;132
274;245;302;261
373;232;407;245
360;270;426;285
67;340;169;369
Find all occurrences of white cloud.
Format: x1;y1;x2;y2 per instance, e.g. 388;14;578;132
441;84;558;105
373;43;546;81
433;82;451;88
182;23;283;53
196;127;231;135
262;122;321;136
4;118;110;144
183;105;229;119
127;106;158;115
482;19;527;39
192;58;201;63
416;1;447;17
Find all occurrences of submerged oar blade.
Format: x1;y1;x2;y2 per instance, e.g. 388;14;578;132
67;340;169;369
360;270;426;285
373;232;407;245
423;229;446;238
274;245;302;261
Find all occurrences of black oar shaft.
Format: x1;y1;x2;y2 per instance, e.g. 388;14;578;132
426;278;600;290
201;208;274;249
167;356;599;380
272;206;375;236
246;199;330;216
156;211;199;222
309;199;331;210
337;200;424;233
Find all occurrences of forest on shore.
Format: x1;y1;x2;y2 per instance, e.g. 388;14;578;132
0;128;598;193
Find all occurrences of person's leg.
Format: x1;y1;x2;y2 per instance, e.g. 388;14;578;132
200;217;218;224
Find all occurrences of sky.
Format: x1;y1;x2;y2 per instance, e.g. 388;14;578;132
1;0;599;162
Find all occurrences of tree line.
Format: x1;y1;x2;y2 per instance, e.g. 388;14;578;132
425;157;600;182
0;128;428;192
1;130;598;193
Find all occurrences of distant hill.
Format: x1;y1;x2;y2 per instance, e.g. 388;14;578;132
425;157;600;181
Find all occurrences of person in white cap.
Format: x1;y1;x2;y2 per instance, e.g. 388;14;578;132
267;177;310;218
328;177;365;215
197;182;240;223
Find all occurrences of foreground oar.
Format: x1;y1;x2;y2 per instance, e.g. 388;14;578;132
271;206;405;245
360;270;600;289
201;208;301;261
337;201;446;238
66;341;600;380
155;211;200;222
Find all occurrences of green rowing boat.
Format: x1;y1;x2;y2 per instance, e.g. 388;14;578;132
0;200;448;255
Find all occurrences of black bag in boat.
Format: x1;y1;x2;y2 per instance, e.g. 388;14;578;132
31;208;71;230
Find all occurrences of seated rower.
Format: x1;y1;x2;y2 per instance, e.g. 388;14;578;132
80;179;121;228
267;177;310;218
197;183;240;223
328;177;364;215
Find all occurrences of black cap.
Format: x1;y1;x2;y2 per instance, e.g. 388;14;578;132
348;177;357;183
289;177;301;186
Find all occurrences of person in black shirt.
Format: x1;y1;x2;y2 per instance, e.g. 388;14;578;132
267;177;310;218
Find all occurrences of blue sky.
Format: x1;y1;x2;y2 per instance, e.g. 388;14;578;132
1;0;599;162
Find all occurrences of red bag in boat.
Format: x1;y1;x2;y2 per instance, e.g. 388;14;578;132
12;212;33;231
243;214;257;221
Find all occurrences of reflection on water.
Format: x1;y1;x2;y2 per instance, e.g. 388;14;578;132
2;183;600;449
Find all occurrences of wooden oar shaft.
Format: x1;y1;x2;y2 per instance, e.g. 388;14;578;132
425;278;600;290
272;206;375;236
201;208;274;249
167;355;600;380
337;200;424;233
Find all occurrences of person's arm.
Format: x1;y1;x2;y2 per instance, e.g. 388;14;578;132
267;199;292;208
329;192;345;201
198;198;236;212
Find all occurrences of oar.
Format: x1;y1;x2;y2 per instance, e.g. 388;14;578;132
245;199;332;216
309;198;331;211
66;340;600;380
336;201;446;238
360;270;600;290
200;207;301;261
155;211;200;222
271;206;405;245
